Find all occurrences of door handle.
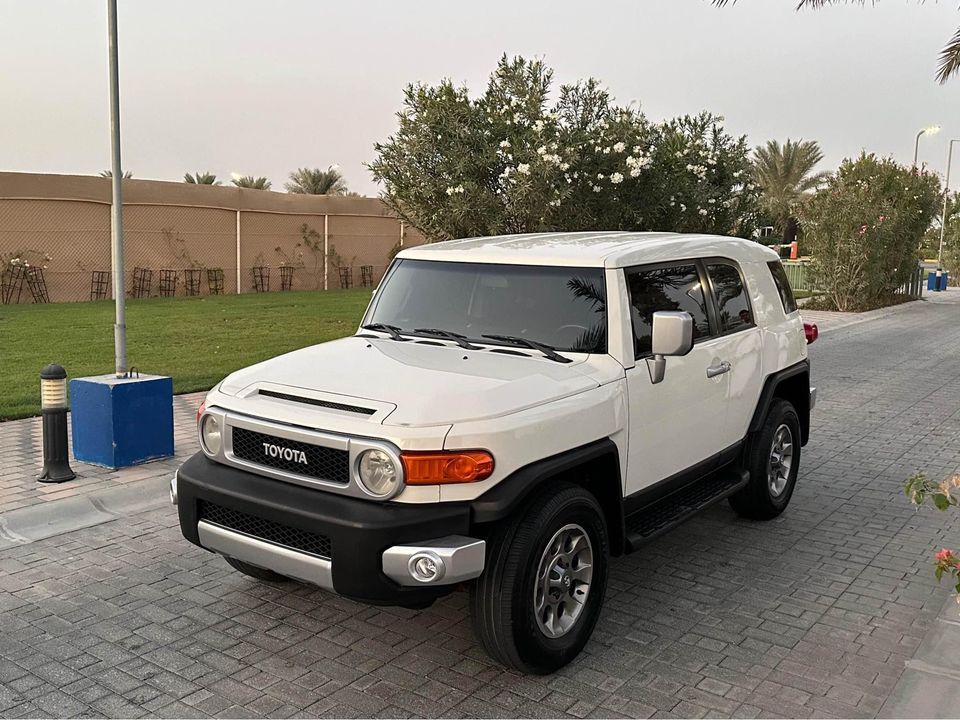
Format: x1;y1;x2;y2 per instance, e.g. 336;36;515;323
706;361;731;378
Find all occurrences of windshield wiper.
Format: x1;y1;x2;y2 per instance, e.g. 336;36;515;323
361;323;409;342
414;328;482;350
481;334;572;363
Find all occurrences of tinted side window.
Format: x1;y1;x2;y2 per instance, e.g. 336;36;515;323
706;263;754;333
626;264;711;358
767;260;798;314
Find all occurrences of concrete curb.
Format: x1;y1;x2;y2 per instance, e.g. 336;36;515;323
0;473;171;550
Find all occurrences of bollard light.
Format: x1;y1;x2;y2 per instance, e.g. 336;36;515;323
38;364;76;483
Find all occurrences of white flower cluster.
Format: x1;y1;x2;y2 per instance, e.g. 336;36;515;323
610;172;624;185
626;153;652;177
536;145;563;165
445;185;465;196
686;163;708;180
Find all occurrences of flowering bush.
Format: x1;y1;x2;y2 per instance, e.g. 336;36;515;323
905;472;960;597
370;55;760;241
1;249;52;272
801;153;940;311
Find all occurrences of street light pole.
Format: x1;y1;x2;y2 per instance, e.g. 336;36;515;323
914;125;941;166
107;0;127;377
938;139;958;268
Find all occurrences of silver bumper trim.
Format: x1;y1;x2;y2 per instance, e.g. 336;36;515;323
169;473;178;505
197;520;334;590
810;386;817;411
382;535;486;586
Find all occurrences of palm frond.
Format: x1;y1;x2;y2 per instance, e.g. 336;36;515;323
937;26;960;84
284;166;349;195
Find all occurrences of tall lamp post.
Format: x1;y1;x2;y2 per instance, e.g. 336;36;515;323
938;138;958;268
914;125;941;166
107;0;127;377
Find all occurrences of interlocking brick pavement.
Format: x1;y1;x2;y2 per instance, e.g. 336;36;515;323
2;295;960;717
0;392;203;513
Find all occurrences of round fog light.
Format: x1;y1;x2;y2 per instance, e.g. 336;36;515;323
201;415;222;455
408;552;445;583
357;448;400;497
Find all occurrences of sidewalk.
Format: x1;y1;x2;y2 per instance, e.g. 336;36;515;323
800;287;960;334
0;391;203;543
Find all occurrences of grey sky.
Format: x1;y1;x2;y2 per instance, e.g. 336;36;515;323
3;0;959;194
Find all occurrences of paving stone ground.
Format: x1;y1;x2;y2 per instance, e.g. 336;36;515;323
0;393;202;513
1;293;960;718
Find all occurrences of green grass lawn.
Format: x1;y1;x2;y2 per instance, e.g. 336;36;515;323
0;289;373;420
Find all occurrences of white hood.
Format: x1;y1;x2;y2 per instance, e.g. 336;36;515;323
219;335;609;427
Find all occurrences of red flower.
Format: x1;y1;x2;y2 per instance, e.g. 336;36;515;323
936;548;954;563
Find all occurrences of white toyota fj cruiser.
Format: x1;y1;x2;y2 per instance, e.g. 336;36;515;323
173;231;816;673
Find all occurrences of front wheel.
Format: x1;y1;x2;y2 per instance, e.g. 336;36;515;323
729;398;801;520
469;484;609;674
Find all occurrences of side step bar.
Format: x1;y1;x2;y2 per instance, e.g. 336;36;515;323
624;466;749;552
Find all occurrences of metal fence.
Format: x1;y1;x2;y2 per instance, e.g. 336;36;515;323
782;259;925;298
0;172;426;304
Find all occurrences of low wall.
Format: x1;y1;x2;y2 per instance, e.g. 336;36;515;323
0;172;425;303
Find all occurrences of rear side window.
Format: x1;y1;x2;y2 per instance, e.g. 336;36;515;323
767;260;798;314
706;263;754;333
625;263;711;358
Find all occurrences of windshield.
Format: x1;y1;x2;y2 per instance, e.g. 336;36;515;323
365;259;607;353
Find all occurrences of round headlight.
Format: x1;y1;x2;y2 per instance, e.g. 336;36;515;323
357;448;400;497
201;415;222;455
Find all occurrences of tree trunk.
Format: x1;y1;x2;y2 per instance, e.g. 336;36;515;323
782;216;799;245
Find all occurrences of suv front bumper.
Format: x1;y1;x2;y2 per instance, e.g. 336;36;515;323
174;452;483;606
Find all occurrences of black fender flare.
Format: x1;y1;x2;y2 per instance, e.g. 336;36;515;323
748;359;811;445
469;438;625;555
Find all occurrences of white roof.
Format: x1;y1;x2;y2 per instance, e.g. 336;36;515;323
397;232;780;268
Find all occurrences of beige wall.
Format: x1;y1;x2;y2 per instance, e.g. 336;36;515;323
0;172;426;303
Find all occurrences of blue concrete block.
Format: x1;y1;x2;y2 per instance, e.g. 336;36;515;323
70;374;174;468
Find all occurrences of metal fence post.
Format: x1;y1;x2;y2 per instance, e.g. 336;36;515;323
323;214;329;291
235;209;241;295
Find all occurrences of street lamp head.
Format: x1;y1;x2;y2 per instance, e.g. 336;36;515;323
924;125;942;136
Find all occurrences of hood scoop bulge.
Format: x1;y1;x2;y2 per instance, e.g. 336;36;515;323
257;389;376;416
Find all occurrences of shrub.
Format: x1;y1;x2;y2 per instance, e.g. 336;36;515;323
369;55;761;242
801;153;940;311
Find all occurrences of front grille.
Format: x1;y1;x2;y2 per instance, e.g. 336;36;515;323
231;427;350;484
199;501;332;559
258;389;375;416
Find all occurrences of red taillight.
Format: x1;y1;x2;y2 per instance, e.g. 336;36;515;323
401;450;495;485
803;322;819;344
196;400;206;426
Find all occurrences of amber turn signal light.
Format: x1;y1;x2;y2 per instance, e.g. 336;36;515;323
401;450;495;484
196;400;206;426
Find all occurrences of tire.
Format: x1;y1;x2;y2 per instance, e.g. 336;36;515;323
469;483;609;674
223;556;293;583
729;398;801;520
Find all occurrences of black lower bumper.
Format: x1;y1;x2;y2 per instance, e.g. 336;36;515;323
176;452;471;606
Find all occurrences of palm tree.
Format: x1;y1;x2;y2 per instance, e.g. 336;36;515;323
284;166;349;195
99;169;133;179
231;175;272;190
752;139;829;244
184;171;219;185
714;1;960;84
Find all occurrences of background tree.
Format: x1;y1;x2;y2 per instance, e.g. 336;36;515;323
713;0;960;84
285;166;349;195
926;191;960;284
752;139;829;244
231;175;272;190
369;54;760;242
99;169;132;179
802;153;940;310
184;171;219;185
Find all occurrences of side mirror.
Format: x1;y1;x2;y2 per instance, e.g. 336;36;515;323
647;311;694;384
